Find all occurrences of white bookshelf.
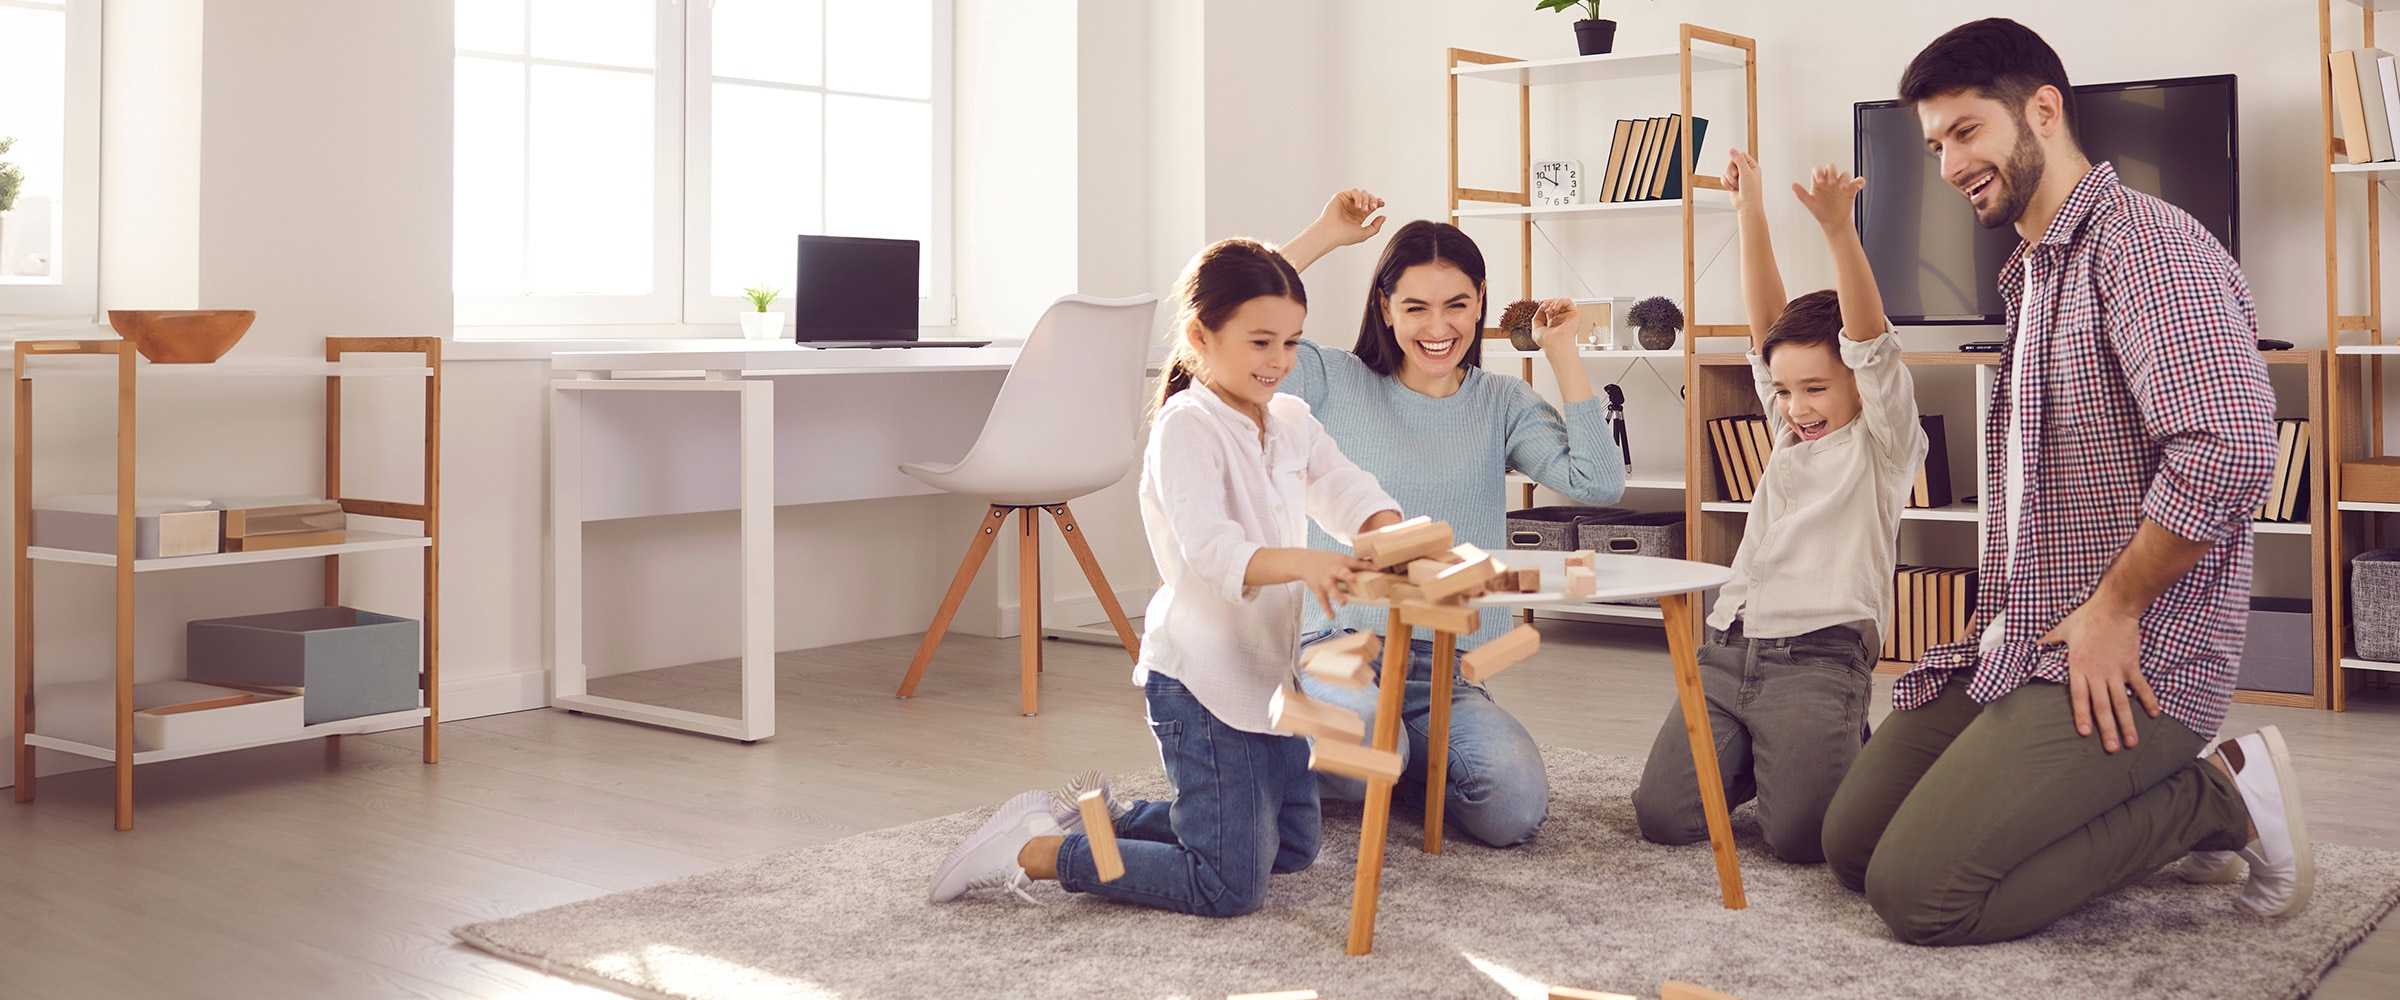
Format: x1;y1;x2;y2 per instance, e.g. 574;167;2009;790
27;707;433;767
1450;46;1745;87
28;530;431;572
1453;192;1733;222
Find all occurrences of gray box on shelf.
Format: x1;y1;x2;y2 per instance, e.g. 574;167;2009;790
31;496;221;558
1577;511;1687;607
185;607;420;725
2238;597;2314;695
1505;506;1629;551
2353;548;2400;662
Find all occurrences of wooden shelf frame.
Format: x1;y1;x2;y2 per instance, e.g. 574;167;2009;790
11;337;443;830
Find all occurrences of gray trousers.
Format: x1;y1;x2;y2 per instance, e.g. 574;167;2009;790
1632;620;1874;864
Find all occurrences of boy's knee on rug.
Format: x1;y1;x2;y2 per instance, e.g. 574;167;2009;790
1452;772;1549;848
1631;779;1711;846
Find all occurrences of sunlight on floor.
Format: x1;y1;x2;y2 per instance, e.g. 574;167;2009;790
1460;948;1562;999
587;943;847;1000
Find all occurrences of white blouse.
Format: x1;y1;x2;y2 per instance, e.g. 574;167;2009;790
1136;388;1399;733
1707;330;1927;651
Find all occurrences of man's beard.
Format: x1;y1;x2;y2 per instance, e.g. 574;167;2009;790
1977;118;2046;230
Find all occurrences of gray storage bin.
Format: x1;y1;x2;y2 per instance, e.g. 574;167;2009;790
1577;511;1687;606
1505;506;1628;551
186;606;421;725
2238;597;2314;695
2353;549;2400;662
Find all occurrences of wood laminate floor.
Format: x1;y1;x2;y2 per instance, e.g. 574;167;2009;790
3;621;2395;999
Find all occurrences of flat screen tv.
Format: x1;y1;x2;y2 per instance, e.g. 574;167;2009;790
1855;74;2239;325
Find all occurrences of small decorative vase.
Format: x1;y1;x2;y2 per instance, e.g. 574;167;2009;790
1574;18;1618;56
1637;325;1676;351
739;311;787;341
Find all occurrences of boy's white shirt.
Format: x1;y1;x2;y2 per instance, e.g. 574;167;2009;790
1708;329;1927;652
1136;387;1399;734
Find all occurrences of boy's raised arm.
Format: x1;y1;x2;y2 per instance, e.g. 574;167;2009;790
1792;165;1889;343
1728;149;1787;353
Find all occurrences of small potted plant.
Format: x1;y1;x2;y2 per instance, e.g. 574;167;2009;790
1536;0;1637;56
739;284;785;341
1627;295;1683;351
1499;299;1543;351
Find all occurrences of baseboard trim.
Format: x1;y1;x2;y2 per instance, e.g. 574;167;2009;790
0;668;552;789
997;586;1154;637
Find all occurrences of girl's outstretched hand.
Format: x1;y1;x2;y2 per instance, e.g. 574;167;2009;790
1792;164;1866;230
1311;188;1387;248
1724;148;1765;215
1533;297;1582;352
1288;549;1376;618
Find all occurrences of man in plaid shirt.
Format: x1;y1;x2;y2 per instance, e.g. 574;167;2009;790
1819;19;2313;946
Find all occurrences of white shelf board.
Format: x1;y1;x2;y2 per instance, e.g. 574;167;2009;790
1700;499;1981;522
1525;600;1666;622
2339;500;2400;513
1451;46;1746;86
2340;657;2400;675
28;530;430;572
2331;161;2400;177
1454;192;1733;222
26;706;431;766
2251;520;2313;535
22;357;432;380
1507;469;1684;491
2334;344;2400;355
1482;345;1687;361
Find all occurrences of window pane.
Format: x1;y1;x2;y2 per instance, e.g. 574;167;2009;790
713;0;821;87
0;6;67;285
527;65;653;294
530;0;653;69
453;58;526;296
710;84;822;298
825;0;928;99
825;95;929;288
455;0;524;55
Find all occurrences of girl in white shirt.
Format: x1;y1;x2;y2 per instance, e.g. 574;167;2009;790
929;238;1402;915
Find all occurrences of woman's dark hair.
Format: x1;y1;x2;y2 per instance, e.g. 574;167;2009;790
1153;238;1307;414
1898;18;2079;149
1353;220;1487;377
1760;289;1843;365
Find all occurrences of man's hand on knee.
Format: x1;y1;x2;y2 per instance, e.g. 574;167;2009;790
2041;602;2161;754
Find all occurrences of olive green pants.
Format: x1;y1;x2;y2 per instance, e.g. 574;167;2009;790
1821;672;2252;945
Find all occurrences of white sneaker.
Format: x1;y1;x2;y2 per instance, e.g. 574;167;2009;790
928;790;1063;904
1048;770;1124;835
2176;850;2246;884
2218;726;2314;917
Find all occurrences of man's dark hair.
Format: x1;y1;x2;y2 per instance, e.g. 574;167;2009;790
1898;18;2079;149
1760;289;1842;365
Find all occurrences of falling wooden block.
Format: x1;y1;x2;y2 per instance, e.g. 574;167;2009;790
1407;558;1451;585
1300;630;1380;667
1387;581;1425;603
1308;738;1403;783
1460;624;1541;682
1229;992;1319;1000
1421;554;1497;603
1565;566;1597;597
1303;650;1374;688
1398;600;1479;634
1269;686;1367;742
1548;989;1637;1000
1659;982;1742;1000
1077;788;1124;881
1346;570;1402;600
1366;521;1456;569
1351;515;1431;561
1515;566;1542;592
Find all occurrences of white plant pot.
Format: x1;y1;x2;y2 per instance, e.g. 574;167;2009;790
739;311;787;341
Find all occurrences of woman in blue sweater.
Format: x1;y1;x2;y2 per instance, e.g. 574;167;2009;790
1277;191;1626;846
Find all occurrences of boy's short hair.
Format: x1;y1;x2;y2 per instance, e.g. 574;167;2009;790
1761;289;1843;365
1898;18;2080;150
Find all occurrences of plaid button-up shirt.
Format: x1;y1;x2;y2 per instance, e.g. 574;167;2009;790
1892;163;2277;739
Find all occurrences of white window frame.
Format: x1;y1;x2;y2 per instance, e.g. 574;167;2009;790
0;0;102;320
455;0;954;334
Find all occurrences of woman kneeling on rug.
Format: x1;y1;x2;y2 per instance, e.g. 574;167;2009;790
928;237;1402;915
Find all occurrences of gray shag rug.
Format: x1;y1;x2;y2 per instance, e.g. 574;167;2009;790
455;747;2399;1000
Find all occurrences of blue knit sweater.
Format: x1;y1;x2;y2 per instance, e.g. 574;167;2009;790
1282;340;1626;648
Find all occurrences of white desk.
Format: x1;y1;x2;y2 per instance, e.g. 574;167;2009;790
548;343;1019;740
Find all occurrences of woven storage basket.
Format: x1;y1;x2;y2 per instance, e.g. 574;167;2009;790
2352;549;2400;661
1504;506;1628;551
1577;511;1687;606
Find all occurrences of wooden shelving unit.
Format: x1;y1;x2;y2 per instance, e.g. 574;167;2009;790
12;337;443;829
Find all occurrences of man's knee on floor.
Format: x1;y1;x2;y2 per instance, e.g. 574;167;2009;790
1819;799;1876;891
1631;781;1709;846
1862;858;1978;946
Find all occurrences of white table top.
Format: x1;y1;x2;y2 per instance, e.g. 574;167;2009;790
1348;549;1732;608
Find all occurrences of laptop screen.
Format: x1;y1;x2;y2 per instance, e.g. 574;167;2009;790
793;235;919;342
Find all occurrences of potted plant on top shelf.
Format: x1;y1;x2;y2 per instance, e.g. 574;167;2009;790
1536;0;1643;56
740;284;786;341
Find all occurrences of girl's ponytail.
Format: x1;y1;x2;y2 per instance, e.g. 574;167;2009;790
1150;238;1307;418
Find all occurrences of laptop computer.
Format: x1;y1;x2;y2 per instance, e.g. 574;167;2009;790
792;235;989;348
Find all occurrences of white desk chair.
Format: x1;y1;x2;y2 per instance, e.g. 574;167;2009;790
895;294;1156;715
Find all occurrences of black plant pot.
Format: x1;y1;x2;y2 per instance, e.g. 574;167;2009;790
1574;18;1618;56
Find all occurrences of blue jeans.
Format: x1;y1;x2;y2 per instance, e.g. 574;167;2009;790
1297;628;1550;847
1054;673;1319;917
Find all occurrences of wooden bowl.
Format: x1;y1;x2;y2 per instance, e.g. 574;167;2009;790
106;310;256;364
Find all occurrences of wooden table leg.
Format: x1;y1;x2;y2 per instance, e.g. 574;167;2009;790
1659;591;1745;909
1346;609;1414;955
1423;628;1458;854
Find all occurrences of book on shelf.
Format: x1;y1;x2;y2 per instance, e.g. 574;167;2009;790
2257;418;2311;524
1744;417;1774;492
225;527;347;552
1907;414;1954;509
1601;120;1637;202
218;497;346;539
2332;48;2393;163
1706;415;1769;502
1631;115;1670;201
1650;115;1711;200
1606;119;1647;201
2359;48;2397;163
1884;565;1979;662
2381;54;2400;165
1644;116;1684;200
30;496;221;559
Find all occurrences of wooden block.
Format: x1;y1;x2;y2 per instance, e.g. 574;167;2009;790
1229;992;1319;1000
1565;549;1597;571
1398;600;1479;634
1308;739;1403;783
1660;982;1742;1000
1078;789;1124;882
1350;515;1431;560
1421;555;1497;603
1387;581;1424;603
1269;686;1367;742
1548;989;1637;1000
1565;566;1597;597
1303;650;1374;688
1366;521;1456;569
1299;630;1379;666
1460;624;1541;682
1345;571;1402;600
1448;542;1488;564
1515;566;1542;593
1407;558;1451;584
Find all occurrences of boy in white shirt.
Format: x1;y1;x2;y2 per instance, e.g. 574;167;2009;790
1631;151;1927;864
